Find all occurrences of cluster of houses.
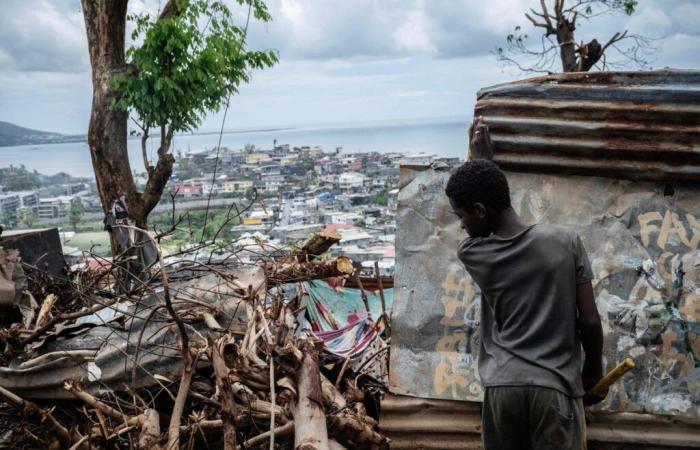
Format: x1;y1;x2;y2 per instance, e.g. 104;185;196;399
171;144;404;198
167;143;460;277
1;141;461;278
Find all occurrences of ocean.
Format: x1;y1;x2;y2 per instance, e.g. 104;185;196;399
0;118;468;178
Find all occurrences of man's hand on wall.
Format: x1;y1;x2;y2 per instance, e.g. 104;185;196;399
469;116;494;161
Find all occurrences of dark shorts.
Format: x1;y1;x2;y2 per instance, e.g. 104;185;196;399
482;386;586;450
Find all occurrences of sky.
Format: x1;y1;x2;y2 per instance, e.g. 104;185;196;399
0;0;698;135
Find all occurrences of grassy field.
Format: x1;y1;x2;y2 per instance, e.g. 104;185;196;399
65;231;111;254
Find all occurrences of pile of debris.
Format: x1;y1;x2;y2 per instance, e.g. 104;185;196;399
0;229;391;449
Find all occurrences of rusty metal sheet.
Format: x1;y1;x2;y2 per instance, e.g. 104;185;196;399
389;165;700;419
475;70;700;182
380;394;700;449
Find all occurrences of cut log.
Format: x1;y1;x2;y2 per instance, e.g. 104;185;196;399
266;256;354;284
296;231;341;262
293;339;329;450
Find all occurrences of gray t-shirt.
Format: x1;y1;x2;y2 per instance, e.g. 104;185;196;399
457;223;593;397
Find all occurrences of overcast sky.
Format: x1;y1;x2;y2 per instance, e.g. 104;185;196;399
1;0;698;134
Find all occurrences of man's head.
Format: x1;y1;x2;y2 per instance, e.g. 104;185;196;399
445;160;511;237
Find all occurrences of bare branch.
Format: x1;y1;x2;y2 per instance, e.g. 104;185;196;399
539;0;555;28
601;30;628;54
525;13;551;30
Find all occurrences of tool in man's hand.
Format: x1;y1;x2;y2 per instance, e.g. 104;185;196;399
588;358;636;398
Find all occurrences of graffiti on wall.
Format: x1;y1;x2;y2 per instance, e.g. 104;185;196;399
390;166;700;418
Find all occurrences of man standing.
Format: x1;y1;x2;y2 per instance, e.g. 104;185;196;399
444;118;606;450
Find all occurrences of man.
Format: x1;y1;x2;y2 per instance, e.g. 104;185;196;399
444;117;606;450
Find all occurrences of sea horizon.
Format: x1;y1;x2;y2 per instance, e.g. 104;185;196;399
0;116;469;179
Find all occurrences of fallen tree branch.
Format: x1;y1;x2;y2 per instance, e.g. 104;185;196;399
0;384;74;448
211;337;239;450
266;256;354;284
296;231;341;262
237;420;294;449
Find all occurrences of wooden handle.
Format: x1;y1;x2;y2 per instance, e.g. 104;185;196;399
588;358;635;397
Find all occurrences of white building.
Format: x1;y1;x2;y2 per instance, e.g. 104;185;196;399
329;212;363;225
38;196;74;219
337;172;365;190
0;194;20;222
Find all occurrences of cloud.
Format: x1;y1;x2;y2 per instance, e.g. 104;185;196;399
0;0;698;135
393;10;438;54
245;0;522;60
0;0;88;73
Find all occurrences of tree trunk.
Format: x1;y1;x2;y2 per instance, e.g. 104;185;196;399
556;19;578;72
81;1;141;223
81;0;177;232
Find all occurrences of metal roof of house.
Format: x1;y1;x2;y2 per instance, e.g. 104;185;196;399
475;70;700;182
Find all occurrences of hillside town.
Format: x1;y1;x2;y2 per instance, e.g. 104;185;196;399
0;143;461;277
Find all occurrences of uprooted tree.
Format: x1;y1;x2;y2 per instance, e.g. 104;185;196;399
496;0;655;73
81;0;277;235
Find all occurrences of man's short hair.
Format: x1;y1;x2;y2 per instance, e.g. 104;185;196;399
445;160;511;211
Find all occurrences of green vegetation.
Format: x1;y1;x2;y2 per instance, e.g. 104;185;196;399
151;208;242;251
65;231;111;254
113;0;278;136
0;165;41;190
69;198;85;232
18;208;38;228
372;189;389;206
0;166;88;191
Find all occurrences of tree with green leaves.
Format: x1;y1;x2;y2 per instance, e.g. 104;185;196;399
496;0;654;73
1;209;16;229
81;0;277;230
69;198;85;232
18;208;38;229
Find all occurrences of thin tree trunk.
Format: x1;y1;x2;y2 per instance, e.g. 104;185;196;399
81;0;141;221
556;20;578;72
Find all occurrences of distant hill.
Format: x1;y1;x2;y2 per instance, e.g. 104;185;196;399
0;121;85;147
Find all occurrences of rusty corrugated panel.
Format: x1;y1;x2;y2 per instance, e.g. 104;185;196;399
475;70;700;182
380;394;700;449
380;394;482;449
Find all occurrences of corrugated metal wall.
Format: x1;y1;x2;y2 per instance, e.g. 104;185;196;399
380;394;700;449
475;70;700;182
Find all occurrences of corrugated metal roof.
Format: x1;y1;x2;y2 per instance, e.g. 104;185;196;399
475;70;700;182
380;394;700;449
380;395;482;449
